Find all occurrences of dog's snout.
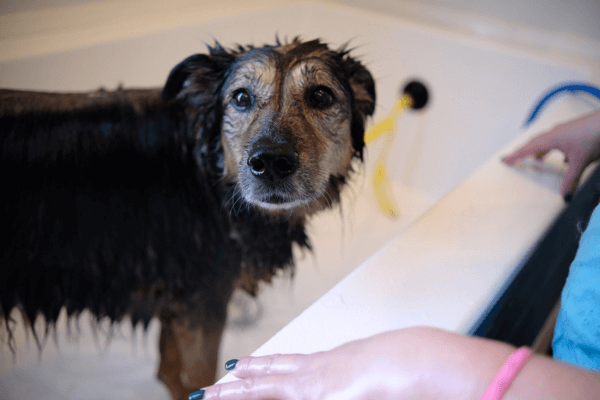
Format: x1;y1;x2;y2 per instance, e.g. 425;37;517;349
247;142;298;181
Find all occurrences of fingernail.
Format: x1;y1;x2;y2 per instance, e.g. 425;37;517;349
225;359;238;370
189;389;205;400
564;193;573;203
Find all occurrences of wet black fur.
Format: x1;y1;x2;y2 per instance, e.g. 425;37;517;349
0;39;375;351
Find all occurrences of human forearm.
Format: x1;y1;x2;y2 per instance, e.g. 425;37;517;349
504;352;600;400
410;328;600;400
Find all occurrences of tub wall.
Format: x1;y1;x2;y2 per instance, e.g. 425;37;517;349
3;0;600;45
0;0;594;343
1;2;599;399
336;0;600;44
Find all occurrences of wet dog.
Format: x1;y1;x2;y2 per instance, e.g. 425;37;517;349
0;38;375;399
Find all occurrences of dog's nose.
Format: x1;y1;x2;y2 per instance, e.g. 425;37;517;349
247;142;298;181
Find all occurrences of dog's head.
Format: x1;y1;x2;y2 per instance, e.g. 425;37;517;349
163;38;375;218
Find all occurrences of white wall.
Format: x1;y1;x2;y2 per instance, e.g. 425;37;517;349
335;0;600;43
0;0;97;15
0;0;600;59
2;0;599;42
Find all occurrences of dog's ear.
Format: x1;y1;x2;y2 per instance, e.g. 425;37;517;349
162;49;238;149
342;56;376;160
348;65;376;118
162;54;215;102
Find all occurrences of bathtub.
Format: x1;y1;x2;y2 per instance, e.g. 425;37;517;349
1;1;599;398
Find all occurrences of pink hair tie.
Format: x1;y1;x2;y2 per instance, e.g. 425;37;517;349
480;347;533;400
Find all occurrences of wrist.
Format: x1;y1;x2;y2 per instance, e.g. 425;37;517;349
480;347;533;400
412;335;516;400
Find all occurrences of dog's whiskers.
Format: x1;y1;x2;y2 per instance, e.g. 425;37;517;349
226;186;248;217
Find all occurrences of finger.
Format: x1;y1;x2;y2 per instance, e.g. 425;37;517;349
229;354;311;379
200;375;292;400
560;163;586;200
503;138;551;165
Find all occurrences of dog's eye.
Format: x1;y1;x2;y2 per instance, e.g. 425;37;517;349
232;89;252;110
308;86;334;109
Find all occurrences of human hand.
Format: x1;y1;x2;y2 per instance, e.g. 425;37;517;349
503;110;600;200
194;327;514;400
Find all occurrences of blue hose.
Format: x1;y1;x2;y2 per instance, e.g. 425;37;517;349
523;82;600;128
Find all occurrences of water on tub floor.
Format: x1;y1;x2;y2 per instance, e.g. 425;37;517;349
0;181;435;399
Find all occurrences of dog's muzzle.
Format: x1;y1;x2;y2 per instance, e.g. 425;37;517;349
247;140;298;182
243;138;312;211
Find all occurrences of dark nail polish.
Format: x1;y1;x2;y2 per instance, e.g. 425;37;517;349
564;193;573;203
189;389;205;400
225;359;238;370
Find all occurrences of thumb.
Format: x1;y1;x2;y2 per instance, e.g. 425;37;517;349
560;162;586;201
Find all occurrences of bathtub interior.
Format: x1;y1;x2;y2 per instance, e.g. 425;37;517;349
0;2;596;399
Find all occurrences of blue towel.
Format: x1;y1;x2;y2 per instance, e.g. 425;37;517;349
553;206;600;371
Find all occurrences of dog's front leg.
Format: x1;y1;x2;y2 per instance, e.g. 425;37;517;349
158;316;226;400
158;320;186;400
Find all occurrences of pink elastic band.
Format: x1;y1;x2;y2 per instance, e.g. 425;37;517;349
480;347;533;400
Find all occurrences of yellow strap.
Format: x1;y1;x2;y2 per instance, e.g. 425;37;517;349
364;94;412;145
372;159;400;218
365;94;412;219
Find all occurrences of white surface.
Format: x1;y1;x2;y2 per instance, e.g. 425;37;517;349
334;0;600;55
1;1;599;399
2;0;600;62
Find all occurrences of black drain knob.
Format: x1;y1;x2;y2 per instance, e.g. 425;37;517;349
403;80;429;110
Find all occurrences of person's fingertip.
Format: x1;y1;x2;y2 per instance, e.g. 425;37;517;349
225;359;238;371
189;389;205;400
502;156;518;165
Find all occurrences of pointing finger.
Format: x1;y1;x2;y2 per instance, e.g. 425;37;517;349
503;137;551;165
228;353;313;379
197;374;294;400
